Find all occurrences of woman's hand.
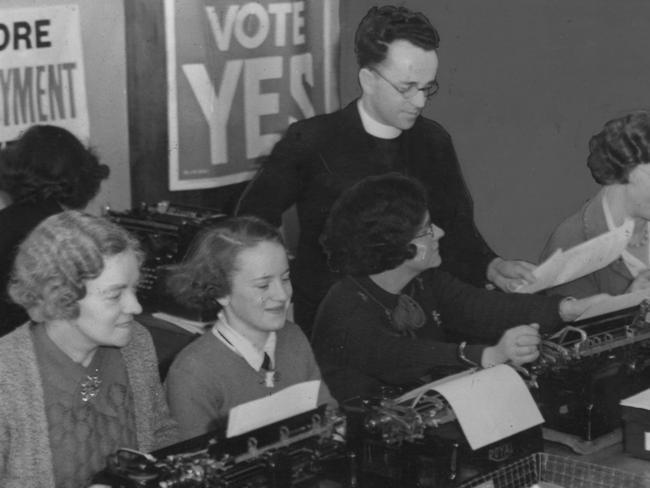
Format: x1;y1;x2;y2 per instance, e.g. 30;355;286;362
482;323;541;367
558;293;610;322
628;270;650;293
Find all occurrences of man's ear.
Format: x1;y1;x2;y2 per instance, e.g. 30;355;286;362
358;68;376;95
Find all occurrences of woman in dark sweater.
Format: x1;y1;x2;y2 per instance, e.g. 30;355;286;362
312;173;604;403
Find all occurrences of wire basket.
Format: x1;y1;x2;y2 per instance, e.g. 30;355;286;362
458;452;650;488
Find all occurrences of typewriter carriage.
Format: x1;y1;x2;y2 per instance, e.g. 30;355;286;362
102;406;354;488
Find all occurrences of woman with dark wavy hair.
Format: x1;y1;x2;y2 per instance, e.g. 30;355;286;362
312;173;602;403
541;111;650;297
0;211;177;488
165;216;334;441
0;124;110;336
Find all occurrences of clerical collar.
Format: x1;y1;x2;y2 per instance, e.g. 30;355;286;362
212;311;277;372
357;99;402;139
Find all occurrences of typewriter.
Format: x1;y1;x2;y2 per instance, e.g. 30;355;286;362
346;384;541;488
531;300;650;441
101;405;354;488
106;202;227;321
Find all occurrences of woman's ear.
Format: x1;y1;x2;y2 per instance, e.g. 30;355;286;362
216;296;229;308
406;243;419;260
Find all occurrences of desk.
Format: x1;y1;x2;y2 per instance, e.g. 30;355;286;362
138;314;650;483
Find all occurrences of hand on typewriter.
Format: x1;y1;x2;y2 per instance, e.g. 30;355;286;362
482;323;541;367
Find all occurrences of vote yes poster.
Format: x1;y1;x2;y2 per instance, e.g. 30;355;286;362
165;0;340;190
0;5;89;144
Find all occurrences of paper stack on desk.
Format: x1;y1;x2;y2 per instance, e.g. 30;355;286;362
621;388;650;460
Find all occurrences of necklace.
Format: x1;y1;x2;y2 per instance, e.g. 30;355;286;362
80;369;102;403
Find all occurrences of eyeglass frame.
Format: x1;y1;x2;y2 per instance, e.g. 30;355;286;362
369;67;439;100
414;222;437;239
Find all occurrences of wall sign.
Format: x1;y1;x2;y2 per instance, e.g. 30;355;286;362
0;4;89;144
165;0;339;190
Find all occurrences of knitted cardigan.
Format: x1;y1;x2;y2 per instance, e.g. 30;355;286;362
0;322;178;488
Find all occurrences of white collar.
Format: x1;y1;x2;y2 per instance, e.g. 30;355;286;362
602;191;648;277
357;99;402;139
212;311;277;372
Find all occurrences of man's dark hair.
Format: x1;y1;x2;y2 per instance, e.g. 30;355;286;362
321;173;428;276
354;5;440;68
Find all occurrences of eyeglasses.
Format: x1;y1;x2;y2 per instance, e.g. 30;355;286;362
371;68;439;100
414;223;437;239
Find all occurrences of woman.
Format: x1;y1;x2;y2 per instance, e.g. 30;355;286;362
312;173;602;403
540;111;650;297
0;125;110;335
0;211;178;488
165;216;334;441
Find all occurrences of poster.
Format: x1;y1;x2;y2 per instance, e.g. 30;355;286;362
165;0;340;191
0;4;89;144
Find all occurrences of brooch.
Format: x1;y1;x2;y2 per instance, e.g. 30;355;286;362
80;369;102;403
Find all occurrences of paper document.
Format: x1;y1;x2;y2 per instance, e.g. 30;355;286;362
226;380;320;438
151;312;210;335
396;365;543;450
430;365;543;449
395;369;474;404
516;219;633;294
621;388;650;410
576;288;650;321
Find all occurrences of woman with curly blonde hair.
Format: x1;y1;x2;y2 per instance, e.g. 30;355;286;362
0;211;177;488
